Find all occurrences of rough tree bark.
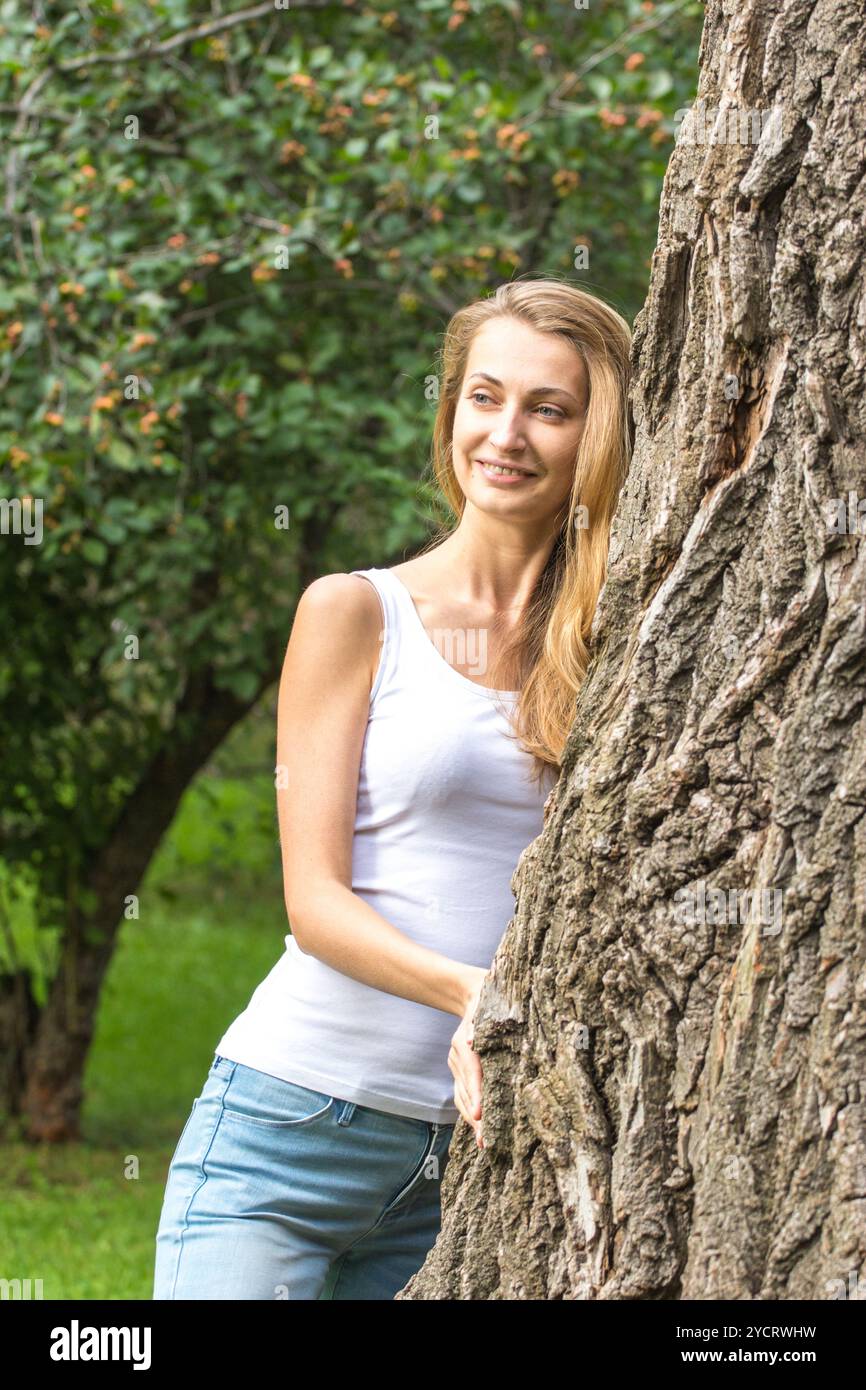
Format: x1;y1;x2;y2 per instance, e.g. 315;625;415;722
400;0;866;1300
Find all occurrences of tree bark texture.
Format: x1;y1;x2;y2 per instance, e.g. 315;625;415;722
400;0;866;1299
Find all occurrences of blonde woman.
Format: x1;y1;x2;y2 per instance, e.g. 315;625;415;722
153;275;632;1300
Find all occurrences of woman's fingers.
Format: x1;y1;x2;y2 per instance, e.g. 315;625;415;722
448;974;494;1149
449;1035;481;1113
449;1045;475;1119
464;1043;482;1118
449;1037;484;1145
453;1075;475;1128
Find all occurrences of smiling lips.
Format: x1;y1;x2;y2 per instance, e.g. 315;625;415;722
476;458;538;480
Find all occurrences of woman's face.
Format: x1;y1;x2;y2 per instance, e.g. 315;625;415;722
451;316;588;529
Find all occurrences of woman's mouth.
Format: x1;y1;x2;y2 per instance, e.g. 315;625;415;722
475;459;537;484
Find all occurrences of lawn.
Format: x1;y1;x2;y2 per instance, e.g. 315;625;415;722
1;731;290;1300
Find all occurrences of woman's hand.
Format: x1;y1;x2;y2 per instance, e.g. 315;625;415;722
448;965;489;1148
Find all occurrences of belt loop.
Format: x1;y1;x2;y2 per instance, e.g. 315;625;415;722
337;1100;356;1126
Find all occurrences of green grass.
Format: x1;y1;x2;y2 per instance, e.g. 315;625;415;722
1;888;287;1299
0;725;294;1300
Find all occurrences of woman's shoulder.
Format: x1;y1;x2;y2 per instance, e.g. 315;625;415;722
294;572;383;658
299;571;383;613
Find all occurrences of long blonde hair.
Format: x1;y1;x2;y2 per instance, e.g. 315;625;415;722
420;275;633;786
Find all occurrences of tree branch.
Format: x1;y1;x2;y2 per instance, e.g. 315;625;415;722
58;0;336;71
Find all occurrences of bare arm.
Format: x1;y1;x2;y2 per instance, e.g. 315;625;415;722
276;573;485;1020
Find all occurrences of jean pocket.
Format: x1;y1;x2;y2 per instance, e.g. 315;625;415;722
220;1064;335;1129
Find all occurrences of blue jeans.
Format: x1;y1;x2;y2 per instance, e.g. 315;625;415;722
152;1055;455;1300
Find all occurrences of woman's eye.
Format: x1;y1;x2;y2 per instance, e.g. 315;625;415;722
470;391;563;420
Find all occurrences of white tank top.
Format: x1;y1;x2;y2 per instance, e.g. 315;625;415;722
214;567;558;1124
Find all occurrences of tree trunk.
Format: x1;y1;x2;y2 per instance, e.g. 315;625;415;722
400;0;866;1300
5;667;267;1142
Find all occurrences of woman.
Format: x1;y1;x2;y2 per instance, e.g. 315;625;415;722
152;275;632;1300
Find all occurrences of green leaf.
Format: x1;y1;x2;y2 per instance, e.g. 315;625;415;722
219;669;260;701
81;538;108;565
585;74;613;101
647;70;674;99
107;439;137;469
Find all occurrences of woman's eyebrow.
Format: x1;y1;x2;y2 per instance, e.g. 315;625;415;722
467;371;579;403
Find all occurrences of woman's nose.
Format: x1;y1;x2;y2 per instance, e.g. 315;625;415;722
488;412;525;448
